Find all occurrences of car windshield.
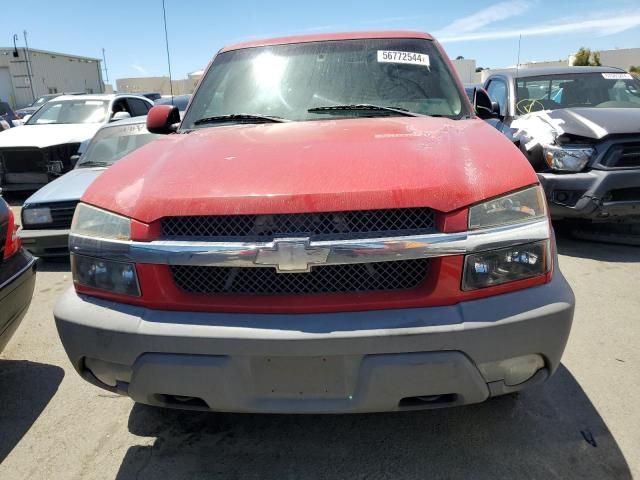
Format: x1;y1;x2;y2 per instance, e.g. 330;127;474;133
182;38;467;129
516;72;640;113
26;99;109;125
32;96;53;106
77;122;159;168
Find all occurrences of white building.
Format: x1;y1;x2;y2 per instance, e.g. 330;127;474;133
0;47;103;109
116;70;204;96
480;47;640;83
451;58;478;84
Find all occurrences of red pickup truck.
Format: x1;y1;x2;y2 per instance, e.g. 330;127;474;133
54;31;574;413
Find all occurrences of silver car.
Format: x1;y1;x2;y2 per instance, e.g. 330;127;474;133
19;117;159;257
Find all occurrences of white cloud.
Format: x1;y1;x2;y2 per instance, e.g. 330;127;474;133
435;1;534;37
131;64;148;75
438;10;640;43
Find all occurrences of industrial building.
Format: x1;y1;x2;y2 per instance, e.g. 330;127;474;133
116;70;203;95
0;47;104;109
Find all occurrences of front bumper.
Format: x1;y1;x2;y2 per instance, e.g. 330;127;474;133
55;271;575;413
538;169;640;221
0;250;37;353
19;228;70;257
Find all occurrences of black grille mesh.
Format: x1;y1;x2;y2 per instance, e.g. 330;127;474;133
600;143;640;168
170;259;429;295
22;200;79;230
161;208;436;240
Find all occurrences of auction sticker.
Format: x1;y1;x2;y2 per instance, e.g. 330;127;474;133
602;73;633;80
377;50;429;67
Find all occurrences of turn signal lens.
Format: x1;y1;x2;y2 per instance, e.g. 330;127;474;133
71;203;130;240
468;186;547;230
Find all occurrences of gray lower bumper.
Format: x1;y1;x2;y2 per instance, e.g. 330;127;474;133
538;169;640;221
19;228;69;257
54;273;575;413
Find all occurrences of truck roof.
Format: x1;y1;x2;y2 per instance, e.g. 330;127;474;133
488;65;626;79
220;31;434;53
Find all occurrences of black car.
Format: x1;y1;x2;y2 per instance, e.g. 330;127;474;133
483;66;640;223
136;92;162;101
0;197;36;353
154;94;192;112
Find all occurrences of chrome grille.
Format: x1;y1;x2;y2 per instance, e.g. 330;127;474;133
161;208;436;240
170;259;429;295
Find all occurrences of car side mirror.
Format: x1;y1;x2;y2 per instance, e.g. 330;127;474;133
22;114;32;123
110;111;131;122
474;88;501;120
70;154;81;168
147;105;180;134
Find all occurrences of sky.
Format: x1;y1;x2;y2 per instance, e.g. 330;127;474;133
5;0;640;82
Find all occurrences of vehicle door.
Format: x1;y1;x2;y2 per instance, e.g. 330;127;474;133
126;97;152;117
484;77;511;133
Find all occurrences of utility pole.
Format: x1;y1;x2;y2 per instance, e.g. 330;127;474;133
102;48;109;82
23;30;36;102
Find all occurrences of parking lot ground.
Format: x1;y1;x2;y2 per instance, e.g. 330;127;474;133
1;213;639;478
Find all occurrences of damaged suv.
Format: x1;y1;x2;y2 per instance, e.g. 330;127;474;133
0;94;153;192
484;66;640;223
55;32;574;413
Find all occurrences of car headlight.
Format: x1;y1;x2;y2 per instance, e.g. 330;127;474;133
468;186;547;230
22;207;53;225
70;203;139;296
72;254;141;296
71;203;130;240
462;240;551;290
544;145;593;172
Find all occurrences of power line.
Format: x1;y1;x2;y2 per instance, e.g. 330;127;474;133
102;48;109;83
162;0;174;103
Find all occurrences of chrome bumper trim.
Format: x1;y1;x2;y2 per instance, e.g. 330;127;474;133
69;219;551;270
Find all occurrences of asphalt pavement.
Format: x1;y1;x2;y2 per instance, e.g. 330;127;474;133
1;204;639;479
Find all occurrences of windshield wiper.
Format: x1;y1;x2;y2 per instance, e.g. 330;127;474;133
77;161;109;168
307;104;424;117
193;114;286;126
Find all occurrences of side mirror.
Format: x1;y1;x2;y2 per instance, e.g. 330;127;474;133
474;87;501;120
70;154;81;168
110;111;131;122
22;114;32;123
147;105;180;134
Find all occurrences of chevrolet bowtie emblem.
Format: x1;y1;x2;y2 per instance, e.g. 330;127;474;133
254;238;330;273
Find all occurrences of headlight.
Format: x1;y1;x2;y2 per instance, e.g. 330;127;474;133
72;254;140;296
71;203;130;240
22;207;53;225
468;186;547;230
544;145;593;172
462;240;551;290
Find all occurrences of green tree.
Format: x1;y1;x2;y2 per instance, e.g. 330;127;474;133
573;47;601;66
630;66;640;74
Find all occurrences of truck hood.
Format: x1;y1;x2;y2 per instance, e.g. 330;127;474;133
515;108;640;142
24;167;105;205
0;123;101;148
83;117;538;223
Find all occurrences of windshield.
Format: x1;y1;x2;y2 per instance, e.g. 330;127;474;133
77;122;159;168
516;72;640;114
32;96;53;107
182;38;466;129
26;99;109;125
